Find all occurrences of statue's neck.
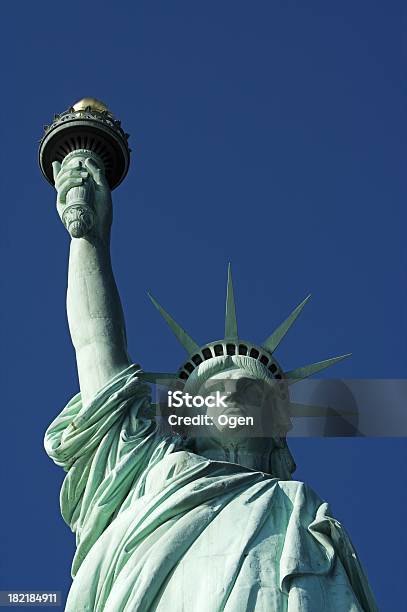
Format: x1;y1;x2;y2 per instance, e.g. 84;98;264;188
191;437;274;473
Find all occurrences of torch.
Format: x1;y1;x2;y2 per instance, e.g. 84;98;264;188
39;97;131;237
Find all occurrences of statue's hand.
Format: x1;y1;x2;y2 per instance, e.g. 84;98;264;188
52;157;112;242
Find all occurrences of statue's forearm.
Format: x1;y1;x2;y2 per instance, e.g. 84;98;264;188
67;235;131;405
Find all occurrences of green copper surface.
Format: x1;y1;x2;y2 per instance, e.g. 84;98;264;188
225;263;238;341
285;353;352;383
42;105;377;611
148;291;200;355
262;294;311;353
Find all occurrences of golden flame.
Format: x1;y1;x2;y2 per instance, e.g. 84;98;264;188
72;97;110;113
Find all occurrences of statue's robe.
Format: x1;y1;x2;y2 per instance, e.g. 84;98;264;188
44;365;377;612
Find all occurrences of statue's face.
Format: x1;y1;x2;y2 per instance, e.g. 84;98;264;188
198;368;270;439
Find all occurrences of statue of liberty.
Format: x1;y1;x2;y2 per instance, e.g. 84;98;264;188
42;99;377;611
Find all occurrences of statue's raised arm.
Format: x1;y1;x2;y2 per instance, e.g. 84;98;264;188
53;154;130;406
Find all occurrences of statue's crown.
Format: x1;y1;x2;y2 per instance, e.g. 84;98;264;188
138;264;350;389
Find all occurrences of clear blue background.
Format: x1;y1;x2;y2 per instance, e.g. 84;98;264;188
1;1;406;610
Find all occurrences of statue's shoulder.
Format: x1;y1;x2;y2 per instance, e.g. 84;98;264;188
275;478;325;510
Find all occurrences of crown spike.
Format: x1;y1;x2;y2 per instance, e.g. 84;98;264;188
262;294;311;354
148;292;200;355
225;263;238;341
284;353;351;384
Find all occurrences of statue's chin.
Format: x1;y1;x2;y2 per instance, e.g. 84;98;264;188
63;205;94;238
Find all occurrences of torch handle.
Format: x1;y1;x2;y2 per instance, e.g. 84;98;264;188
60;152;99;238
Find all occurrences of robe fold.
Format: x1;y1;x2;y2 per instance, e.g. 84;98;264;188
44;364;377;612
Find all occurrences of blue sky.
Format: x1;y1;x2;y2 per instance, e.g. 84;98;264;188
1;1;406;609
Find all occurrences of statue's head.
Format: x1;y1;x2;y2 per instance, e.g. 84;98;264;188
139;264;350;477
180;357;291;440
